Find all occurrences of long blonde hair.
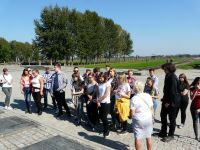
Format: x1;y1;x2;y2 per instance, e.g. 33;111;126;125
118;73;127;84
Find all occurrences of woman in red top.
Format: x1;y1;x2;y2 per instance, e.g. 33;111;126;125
190;77;200;141
20;68;33;114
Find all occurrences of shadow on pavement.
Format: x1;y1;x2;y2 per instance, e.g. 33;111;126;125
78;131;129;150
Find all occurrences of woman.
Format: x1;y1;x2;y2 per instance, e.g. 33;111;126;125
130;81;153;150
115;73;131;134
20;68;33;114
190;77;200;141
177;74;189;129
85;72;98;130
97;72;111;137
127;70;136;99
144;77;160;119
108;68;118;130
71;74;85;125
31;69;44;115
0;68;13;110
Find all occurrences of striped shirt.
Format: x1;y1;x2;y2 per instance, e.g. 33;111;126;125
43;72;52;89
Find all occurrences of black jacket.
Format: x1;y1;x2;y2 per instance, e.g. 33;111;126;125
162;73;181;107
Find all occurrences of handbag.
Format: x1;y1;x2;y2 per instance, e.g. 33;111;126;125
0;75;7;87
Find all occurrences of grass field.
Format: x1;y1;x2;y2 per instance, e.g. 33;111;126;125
177;60;200;69
80;57;195;70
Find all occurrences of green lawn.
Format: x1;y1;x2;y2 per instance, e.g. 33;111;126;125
81;59;166;70
80;57;196;70
177;60;200;69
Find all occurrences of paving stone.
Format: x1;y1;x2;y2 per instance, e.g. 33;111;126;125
19;135;94;150
0;116;38;135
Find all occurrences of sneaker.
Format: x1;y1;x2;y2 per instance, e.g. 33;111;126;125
4;106;8;110
7;106;13;110
178;124;184;129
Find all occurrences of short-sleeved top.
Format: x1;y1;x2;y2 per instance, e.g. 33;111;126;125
98;82;111;103
72;81;84;92
191;89;200;109
130;93;153;121
115;83;131;100
0;74;13;87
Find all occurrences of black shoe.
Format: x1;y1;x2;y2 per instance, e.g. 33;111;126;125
28;109;32;114
67;112;71;117
162;136;174;142
110;124;117;131
117;130;127;134
43;105;47;110
38;111;42;116
57;113;64;117
152;132;167;138
103;131;110;138
76;121;81;126
25;109;28;114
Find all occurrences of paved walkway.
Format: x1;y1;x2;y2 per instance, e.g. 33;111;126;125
0;65;199;150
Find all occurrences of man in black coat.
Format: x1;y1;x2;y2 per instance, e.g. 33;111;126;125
156;63;180;142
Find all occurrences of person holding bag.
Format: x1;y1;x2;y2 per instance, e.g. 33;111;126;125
0;68;13;110
114;73;131;134
130;81;153;150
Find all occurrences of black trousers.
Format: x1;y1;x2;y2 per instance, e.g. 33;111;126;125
99;103;110;134
110;96;116;125
86;101;99;126
32;92;42;113
53;91;70;114
179;96;189;124
160;104;179;136
116;113;128;131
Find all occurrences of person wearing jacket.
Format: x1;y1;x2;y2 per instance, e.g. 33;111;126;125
155;63;180;142
51;63;71;117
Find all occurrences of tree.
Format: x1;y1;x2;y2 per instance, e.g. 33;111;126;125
0;37;11;63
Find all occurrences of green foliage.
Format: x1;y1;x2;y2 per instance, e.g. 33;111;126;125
0;37;11;63
34;5;133;63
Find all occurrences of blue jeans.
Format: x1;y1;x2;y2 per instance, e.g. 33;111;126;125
153;98;157;114
44;88;57;108
76;95;85;122
23;87;31;110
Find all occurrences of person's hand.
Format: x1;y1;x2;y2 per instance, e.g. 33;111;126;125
88;95;92;100
196;109;200;113
21;90;24;94
40;91;43;96
97;102;101;107
165;103;170;108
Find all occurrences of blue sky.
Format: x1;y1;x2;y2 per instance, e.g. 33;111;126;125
0;0;200;56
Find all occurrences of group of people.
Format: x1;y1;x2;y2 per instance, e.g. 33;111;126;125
0;63;200;150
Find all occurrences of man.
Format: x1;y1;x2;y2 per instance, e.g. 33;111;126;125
43;67;57;110
149;68;159;90
51;63;71;117
154;63;180;142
